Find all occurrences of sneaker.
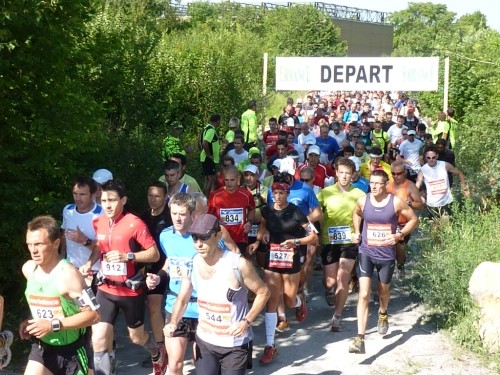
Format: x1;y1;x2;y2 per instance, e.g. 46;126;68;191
152;343;167;375
259;345;278;365
295;292;307;323
348;336;365;354
325;289;335;306
0;330;13;370
275;318;289;333
378;313;389;335
330;313;342;332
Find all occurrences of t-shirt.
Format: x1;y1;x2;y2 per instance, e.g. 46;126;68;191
141;206;172;274
200;125;220;163
387;124;408;145
297;132;316;146
399;138;423;173
315;136;340;162
62;202;103;271
317;184;366;245
241;109;258;143
227;149;249;165
159;227;198;318
208;187;255;244
93;212;156;297
266;180;319;216
263;130;280;150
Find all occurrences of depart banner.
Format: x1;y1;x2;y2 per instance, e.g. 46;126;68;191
275;57;439;91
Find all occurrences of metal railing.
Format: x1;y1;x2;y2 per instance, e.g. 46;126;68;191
170;1;390;25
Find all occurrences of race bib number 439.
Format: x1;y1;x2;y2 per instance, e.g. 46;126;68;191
28;295;64;321
366;224;392;246
220;208;244;225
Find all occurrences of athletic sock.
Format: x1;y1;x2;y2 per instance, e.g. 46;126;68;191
144;332;159;358
265;312;277;347
294;295;302;308
94;351;112;375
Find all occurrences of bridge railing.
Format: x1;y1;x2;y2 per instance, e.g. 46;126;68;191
170;1;390;25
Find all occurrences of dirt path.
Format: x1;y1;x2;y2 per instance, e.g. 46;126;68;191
4;238;496;374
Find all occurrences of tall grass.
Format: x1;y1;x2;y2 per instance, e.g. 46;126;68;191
411;202;500;369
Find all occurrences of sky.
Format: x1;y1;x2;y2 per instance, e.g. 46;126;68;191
186;0;500;31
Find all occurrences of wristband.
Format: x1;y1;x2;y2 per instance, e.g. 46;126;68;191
242;318;251;327
157;269;168;283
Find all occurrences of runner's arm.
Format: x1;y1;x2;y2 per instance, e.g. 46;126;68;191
307;206;323;223
445;162;469;197
352;198;364;242
131;244;160;264
395;197;419;239
415;170;424;190
407;182;425;210
165;271;193;334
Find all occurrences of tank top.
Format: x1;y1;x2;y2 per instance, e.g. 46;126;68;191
359;194;397;261
387;180;410;225
421;160;452;207
192;251;252;347
25;259;83;346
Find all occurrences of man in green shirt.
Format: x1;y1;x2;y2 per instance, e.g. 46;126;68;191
241;100;258;148
200;113;221;196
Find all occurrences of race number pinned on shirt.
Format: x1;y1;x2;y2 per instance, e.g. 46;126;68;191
28;295;64;321
328;226;352;244
428;179;447;195
366;223;392;246
248;224;258;238
269;243;294;269
101;261;127;276
220;208;244;225
168;257;193;282
198;299;232;335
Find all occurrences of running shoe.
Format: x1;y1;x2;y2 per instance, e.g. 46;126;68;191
152;343;167;375
378;313;389;335
259;345;278;365
348;336;365;354
330;313;342;332
275;318;289;333
0;330;13;370
295;292;307;323
325;289;335;306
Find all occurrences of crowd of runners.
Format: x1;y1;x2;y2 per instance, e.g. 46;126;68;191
0;90;470;374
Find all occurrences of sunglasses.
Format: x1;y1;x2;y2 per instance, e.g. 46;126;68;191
191;233;214;241
391;171;406;176
300;178;312;182
426;156;437;160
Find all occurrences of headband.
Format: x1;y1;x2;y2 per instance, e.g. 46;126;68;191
271;182;290;192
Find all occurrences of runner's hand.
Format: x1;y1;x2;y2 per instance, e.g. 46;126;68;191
227;321;248;337
19;319;32;340
146;273;160;290
26;318;52;339
352;233;361;244
164;323;177;338
262;232;270;244
248;243;258;254
106;250;124;263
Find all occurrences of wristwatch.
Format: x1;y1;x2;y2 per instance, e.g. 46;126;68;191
83;238;92;247
294;238;300;246
126;252;135;262
51;319;61;332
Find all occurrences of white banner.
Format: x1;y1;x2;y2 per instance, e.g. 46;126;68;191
275;57;439;91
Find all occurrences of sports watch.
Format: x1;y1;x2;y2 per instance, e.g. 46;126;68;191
126;252;135;262
51;319;61;332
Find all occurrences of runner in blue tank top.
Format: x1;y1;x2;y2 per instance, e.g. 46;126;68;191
349;170;418;354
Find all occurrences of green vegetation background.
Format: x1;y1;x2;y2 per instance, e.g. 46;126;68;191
1;0;499;368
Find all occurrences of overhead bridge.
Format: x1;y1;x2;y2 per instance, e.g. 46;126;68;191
170;2;394;56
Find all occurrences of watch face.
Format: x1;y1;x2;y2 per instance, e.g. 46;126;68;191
127;253;134;261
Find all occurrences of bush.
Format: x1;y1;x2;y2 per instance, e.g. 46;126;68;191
411;202;500;362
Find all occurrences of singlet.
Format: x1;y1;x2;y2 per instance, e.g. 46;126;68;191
208;187;255;244
420;160;453;207
93;212;156;297
317;184;366;245
359;194;398;261
387;179;410;225
25;259;83;346
192;251;252;347
62;202;103;271
159;227;198;318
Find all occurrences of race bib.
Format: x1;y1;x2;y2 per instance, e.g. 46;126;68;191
248;224;258;238
220;208;243;225
28;295;64;321
366;223;392;246
101;261;127;276
198;299;232;335
328;226;352;244
269;243;294;269
429;179;447;195
168;257;192;282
